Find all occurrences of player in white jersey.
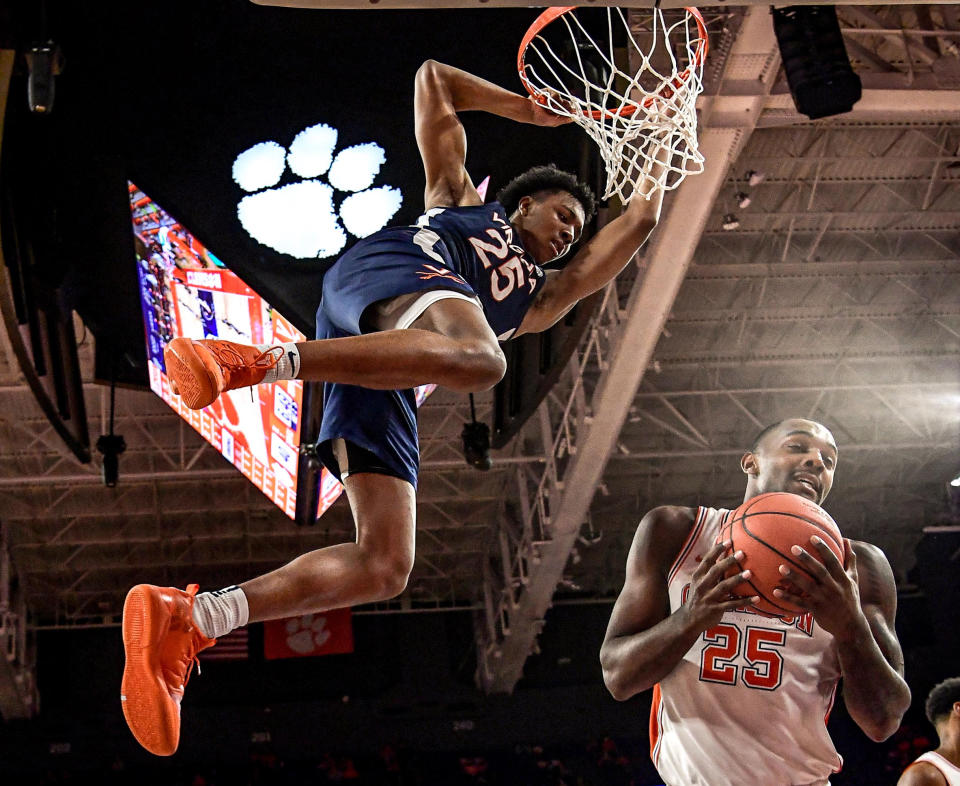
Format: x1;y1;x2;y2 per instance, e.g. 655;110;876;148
600;418;911;786
898;677;960;786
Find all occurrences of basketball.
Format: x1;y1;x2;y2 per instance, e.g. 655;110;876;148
717;492;846;617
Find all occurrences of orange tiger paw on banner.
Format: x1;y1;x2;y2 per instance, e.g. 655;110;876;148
263;608;354;659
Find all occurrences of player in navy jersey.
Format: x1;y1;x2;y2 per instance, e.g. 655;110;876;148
120;60;668;756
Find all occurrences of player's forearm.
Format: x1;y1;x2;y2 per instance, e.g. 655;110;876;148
601;605;704;700
420;60;536;124
835;615;911;741
562;214;656;298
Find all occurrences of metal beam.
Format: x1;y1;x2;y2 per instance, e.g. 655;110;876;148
633;382;959;398
0;527;38;719
668;304;960;325
654;348;958;369
686;259;957;279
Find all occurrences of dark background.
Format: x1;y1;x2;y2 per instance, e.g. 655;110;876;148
0;602;945;784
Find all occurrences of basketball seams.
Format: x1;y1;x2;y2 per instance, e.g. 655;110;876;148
725;507;796;616
742;508;843;554
740;514;830;572
742;492;843;550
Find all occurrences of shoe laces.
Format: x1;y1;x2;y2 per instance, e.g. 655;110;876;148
177;584;207;687
207;342;280;372
183;653;201;684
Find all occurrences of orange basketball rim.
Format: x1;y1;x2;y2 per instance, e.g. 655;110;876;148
517;5;709;120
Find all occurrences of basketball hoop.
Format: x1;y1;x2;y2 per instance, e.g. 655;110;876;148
518;6;708;202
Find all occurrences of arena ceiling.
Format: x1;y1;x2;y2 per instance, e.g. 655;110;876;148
1;2;958;709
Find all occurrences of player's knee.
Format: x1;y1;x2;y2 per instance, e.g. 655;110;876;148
452;340;506;392
364;552;413;600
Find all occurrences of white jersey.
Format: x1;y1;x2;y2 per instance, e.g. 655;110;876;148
905;752;960;786
651;506;843;786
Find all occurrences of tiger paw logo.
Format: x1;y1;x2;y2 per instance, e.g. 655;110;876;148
284;613;332;654
232;123;402;259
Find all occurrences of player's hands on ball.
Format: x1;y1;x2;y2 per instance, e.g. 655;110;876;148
684;540;760;631
774;537;862;637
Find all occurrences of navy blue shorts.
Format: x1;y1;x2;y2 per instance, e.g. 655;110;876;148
315;229;478;488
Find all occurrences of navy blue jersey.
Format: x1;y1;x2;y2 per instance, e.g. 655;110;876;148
410;202;546;339
321;202;546;342
315;201;547;488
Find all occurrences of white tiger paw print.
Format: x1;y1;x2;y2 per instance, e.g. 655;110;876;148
284;613;332;654
232;123;402;259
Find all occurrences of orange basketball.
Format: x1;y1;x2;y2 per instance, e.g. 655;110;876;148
717;492;845;617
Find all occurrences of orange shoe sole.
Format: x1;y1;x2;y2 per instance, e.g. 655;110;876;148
163;338;219;410
120;585;181;756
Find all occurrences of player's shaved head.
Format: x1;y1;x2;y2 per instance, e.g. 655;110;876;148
749;419;837;455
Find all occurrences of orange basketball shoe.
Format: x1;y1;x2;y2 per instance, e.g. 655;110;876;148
120;584;216;756
163;337;280;410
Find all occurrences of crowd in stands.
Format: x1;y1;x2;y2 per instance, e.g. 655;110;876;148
27;723;938;786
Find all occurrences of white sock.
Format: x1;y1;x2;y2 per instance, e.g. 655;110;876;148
256;342;301;384
191;586;249;639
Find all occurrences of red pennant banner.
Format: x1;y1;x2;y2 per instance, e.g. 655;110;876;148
263;608;354;660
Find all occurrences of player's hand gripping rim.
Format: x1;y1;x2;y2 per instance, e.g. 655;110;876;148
528;90;577;126
774;536;862;638
684;540;760;631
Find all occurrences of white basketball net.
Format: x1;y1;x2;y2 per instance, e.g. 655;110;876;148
520;6;707;203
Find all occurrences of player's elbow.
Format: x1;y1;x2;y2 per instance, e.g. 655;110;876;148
600;650;635;701
416;60;447;93
858;701;910;742
602;670;640;702
447;340;506;392
603;673;633;702
862;718;901;743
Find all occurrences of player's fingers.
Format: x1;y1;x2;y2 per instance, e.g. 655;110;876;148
789;545;829;579
693;541;729;578
772;586;811;609
721;595;759;612
808;536;846;580
715;569;751;595
778;564;815;594
703;551;744;585
844;539;858;580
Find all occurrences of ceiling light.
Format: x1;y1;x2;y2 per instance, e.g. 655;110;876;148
736;191;752;209
746;169;765;187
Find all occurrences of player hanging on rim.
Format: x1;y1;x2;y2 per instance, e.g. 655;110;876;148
120;59;677;756
600;418;911;785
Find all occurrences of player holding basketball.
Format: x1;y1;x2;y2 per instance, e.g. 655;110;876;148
600;418;911;785
898;678;960;786
121;60;672;756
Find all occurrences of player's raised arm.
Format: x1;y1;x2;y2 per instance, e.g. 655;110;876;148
600;506;755;700
414;60;571;211
514;144;668;336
